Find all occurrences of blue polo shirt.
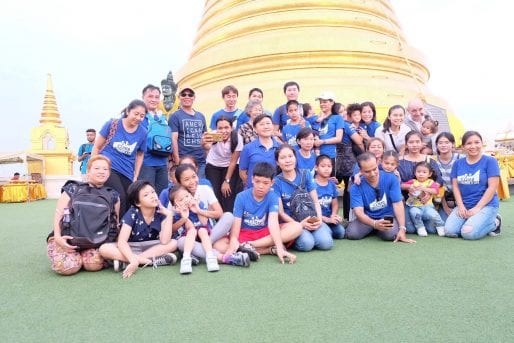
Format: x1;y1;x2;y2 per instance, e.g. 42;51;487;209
316;114;344;158
141;113;169;167
122;207;166;242
365;121;381;138
350;170;403;219
239;137;280;188
273;170;317;217
450;155;500;209
316;180;338;217
234;188;279;230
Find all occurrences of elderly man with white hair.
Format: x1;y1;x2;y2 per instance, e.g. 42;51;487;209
405;98;431;132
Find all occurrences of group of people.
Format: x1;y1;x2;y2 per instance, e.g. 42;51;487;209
47;81;502;278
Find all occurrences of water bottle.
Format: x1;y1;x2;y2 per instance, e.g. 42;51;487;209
62;208;71;230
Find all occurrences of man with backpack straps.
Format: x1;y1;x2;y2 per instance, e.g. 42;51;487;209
77;129;96;181
138;84;172;195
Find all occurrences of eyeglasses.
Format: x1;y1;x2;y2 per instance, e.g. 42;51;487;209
180;92;194;98
374;188;381;202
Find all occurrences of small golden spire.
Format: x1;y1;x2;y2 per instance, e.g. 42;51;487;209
40;73;62;125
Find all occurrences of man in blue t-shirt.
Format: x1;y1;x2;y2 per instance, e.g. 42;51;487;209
77;129;96;181
139;84;170;195
209;85;243;130
227;162;301;264
272;81;303;135
347;152;415;243
169;86;208;178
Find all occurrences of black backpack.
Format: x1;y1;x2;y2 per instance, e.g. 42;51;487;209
279;170;317;222
60;181;118;250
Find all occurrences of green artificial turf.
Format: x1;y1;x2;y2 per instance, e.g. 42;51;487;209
1;197;514;342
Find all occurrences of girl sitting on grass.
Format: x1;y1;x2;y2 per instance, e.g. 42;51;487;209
169;185;220;274
99;180;177;279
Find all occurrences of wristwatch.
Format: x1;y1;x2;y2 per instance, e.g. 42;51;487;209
399;225;407;231
224;179;230;183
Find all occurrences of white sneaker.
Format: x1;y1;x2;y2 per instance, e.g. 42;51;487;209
436;226;445;237
417;227;428;237
180;257;193;274
206;255;220;272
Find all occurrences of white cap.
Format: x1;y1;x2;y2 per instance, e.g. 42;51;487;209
316;91;335;101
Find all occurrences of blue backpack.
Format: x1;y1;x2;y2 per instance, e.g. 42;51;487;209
146;114;172;156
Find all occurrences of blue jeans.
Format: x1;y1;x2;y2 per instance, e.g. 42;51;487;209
197;161;206;179
444;206;498;240
408;204;445;230
138;165;169;195
294;223;333;251
404;207;436;234
328;223;346;239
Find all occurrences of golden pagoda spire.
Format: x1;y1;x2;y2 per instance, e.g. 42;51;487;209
39;73;62;125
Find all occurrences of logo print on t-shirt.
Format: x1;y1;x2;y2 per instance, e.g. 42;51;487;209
369;193;387;212
457;170;480;185
243;212;267;227
113;141;137;155
318;196;332;209
181;119;203;147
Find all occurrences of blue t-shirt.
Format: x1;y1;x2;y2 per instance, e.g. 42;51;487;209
141;113;169;167
282;121;311;146
350;170;403;219
99;119;147;180
78;143;94;174
236;111;249;129
365;121;381;138
273;170;317;217
316;114;344;158
122;206;166;242
305;116;320;132
169;109;207;163
273;103;304;128
239;138;280;188
295;146;316;177
341;121;358;144
316;180;338;217
450;155;500;209
210;108;242;130
234;189;279;230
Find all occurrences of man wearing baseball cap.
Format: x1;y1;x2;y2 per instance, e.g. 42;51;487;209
168;86;208;178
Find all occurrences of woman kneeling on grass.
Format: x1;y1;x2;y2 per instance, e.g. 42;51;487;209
444;131;502;239
46;155;120;276
99;180;178;279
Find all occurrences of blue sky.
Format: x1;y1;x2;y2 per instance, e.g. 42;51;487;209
0;0;512;174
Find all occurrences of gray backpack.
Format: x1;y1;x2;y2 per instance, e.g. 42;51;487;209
279;170;317;222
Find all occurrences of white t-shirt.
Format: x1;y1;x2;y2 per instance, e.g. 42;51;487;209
206;139;243;167
374;123;412;153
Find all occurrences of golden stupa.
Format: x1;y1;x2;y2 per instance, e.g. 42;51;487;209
177;0;464;137
29;74;74;176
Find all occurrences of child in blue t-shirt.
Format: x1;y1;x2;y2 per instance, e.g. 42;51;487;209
295;127;317;177
169;185;219;274
282;100;311;146
227;162;301;264
314;155;345;239
99;180;177;279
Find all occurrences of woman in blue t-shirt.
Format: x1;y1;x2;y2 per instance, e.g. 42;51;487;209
444;131;501;239
93;99;148;216
273;145;333;252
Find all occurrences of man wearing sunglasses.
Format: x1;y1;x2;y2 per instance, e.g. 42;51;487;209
346;152;416;243
169;86;208;178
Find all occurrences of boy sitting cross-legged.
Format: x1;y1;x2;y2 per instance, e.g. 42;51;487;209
226;162;302;264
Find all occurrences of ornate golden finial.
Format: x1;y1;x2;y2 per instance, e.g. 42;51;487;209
40;73;62;125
